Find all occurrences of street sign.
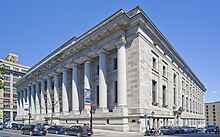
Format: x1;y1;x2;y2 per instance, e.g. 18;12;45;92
24;102;29;111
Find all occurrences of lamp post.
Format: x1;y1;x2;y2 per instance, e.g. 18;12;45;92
151;111;155;129
144;113;147;131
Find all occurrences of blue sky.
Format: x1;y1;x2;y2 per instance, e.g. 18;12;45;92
0;0;219;103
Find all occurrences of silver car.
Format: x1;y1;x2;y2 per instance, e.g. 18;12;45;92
0;124;3;130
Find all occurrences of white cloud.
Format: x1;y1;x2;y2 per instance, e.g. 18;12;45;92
210;90;219;94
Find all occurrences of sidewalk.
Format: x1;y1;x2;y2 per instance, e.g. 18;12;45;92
93;129;143;136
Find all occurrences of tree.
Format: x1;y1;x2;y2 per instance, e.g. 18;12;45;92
0;61;5;89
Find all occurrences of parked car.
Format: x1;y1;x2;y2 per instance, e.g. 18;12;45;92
11;124;25;130
182;126;191;133
174;126;185;134
20;124;46;136
160;126;175;134
205;125;220;134
159;127;172;135
0;124;3;130
64;125;93;137
47;126;66;134
5;122;17;129
36;123;50;129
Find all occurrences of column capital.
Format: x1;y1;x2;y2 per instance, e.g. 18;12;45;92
116;35;126;48
98;48;109;55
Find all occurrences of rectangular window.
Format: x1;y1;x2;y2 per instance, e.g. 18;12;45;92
12;72;19;77
4;88;10;92
96;86;99;106
163;66;166;76
152;80;157;103
153;57;156;69
114;81;118;103
174;74;177;84
13;67;19;71
4;76;10;81
4;93;10;97
173;87;176;105
5;65;10;69
5;82;10;87
5;71;10;75
182;95;184;109
186;97;189;111
13;94;17;98
13;78;18;82
190;99;192;112
162;85;166;106
22;69;27;73
113;58;117;70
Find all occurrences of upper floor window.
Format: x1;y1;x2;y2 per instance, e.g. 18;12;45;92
12;72;19;77
152;80;157;104
13;78;18;82
4;88;10;92
5;65;10;69
4;76;10;81
173;87;176;105
153;57;157;69
174;73;177;84
186;97;189;111
5;82;10;87
5;71;10;75
13;67;19;71
113;58;117;70
163;65;166;76
162;85;166;106
21;69;27;73
97;65;99;75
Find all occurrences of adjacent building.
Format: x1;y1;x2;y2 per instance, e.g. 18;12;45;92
14;7;206;132
0;53;29;122
205;101;220;126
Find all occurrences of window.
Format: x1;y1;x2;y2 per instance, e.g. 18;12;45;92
13;67;19;71
213;108;215;111
214;119;216;121
113;58;117;70
162;85;166;106
213;105;215;108
22;69;27;73
173;74;177;84
114;81;118;103
163;66;166;76
153;57;156;69
213;112;215;114
13;94;17;98
5;71;10;75
190;99;192;112
5;82;10;87
12;72;19;77
173;87;176;105
152;80;157;103
5;65;10;69
4;93;10;97
13;87;16;92
4;88;10;92
13;78;18;82
186;97;189;111
4;76;10;81
182;95;184;109
96;86;99;106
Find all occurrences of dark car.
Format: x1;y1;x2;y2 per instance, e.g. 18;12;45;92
64;125;93;137
159;127;172;135
20;124;46;136
160;126;175;134
11;124;25;130
47;126;66;134
205;125;220;134
174;126;185;134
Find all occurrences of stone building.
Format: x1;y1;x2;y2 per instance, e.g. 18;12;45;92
15;7;206;132
0;53;29;122
205;101;220;126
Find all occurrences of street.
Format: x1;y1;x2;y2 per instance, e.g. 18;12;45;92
0;129;220;137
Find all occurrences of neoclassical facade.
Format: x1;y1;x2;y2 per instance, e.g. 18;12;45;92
15;7;206;132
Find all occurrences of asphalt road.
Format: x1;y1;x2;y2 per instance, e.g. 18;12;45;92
0;129;220;137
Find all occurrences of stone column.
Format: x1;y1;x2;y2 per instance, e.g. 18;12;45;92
54;73;60;115
20;90;24;117
27;86;31;114
116;36;127;107
62;69;69;115
23;89;27;116
17;91;20;117
35;82;40;118
97;49;108;113
40;80;46;114
84;60;91;112
71;64;79;114
31;85;36;117
47;78;52;114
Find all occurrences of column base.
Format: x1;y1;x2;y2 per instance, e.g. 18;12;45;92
70;110;80;115
61;111;70;116
95;107;109;114
54;112;61;117
81;109;90;115
113;105;128;115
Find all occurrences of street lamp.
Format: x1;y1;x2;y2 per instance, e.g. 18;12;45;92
144;113;148;131
151;111;155;129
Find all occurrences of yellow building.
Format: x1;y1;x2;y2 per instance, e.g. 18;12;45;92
205;101;220;126
0;53;29;122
